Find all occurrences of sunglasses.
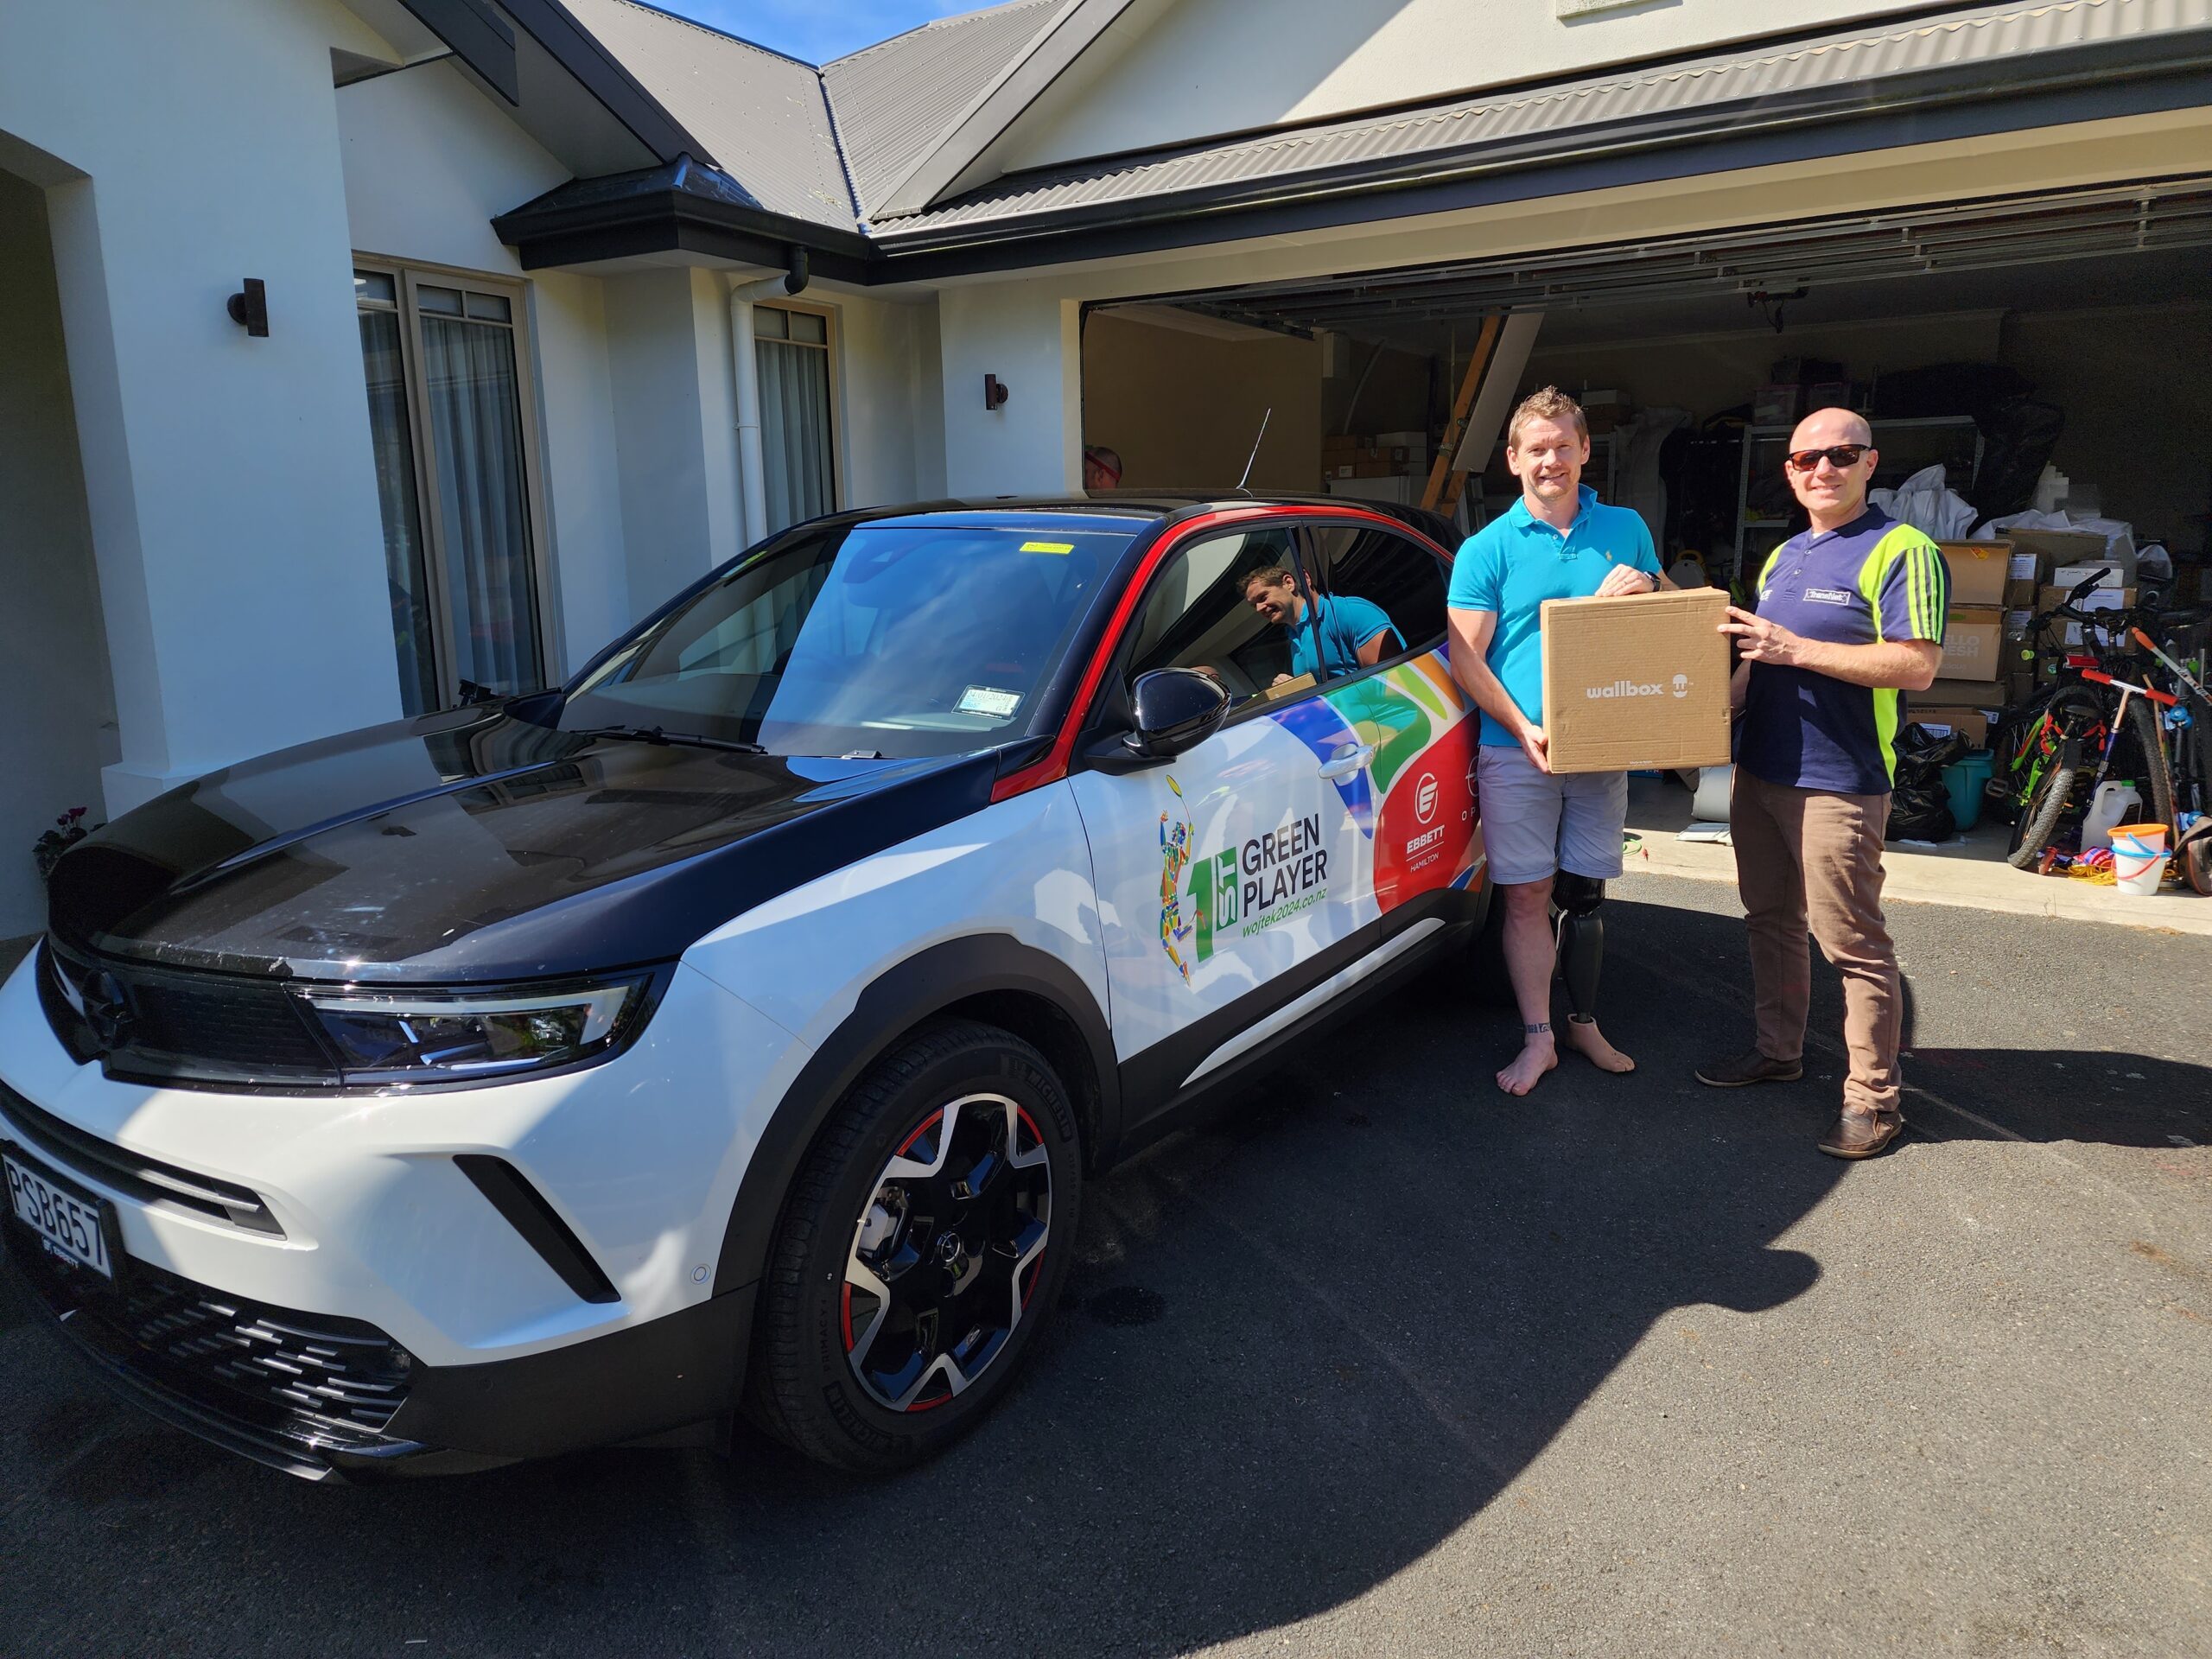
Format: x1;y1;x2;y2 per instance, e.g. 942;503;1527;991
1785;443;1870;473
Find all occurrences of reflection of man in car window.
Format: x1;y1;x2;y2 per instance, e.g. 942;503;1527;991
1242;567;1401;686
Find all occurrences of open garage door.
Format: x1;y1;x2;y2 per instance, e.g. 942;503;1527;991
1085;174;2212;603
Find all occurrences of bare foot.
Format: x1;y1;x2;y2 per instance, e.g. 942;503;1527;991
1564;1015;1636;1074
1497;1033;1558;1096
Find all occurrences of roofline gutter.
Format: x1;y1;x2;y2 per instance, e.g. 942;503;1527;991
864;27;2212;273
493;168;877;280
493;29;2212;284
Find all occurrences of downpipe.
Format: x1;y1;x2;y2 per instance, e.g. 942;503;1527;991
728;246;811;547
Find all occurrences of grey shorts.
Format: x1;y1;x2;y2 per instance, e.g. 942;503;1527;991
1476;745;1630;887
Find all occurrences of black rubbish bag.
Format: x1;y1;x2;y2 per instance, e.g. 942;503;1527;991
1887;725;1967;843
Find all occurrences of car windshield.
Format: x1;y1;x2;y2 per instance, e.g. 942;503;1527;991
560;517;1138;758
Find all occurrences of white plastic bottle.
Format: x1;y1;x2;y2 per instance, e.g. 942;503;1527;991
2081;780;2143;851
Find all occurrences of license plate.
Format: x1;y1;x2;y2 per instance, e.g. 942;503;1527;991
4;1147;114;1280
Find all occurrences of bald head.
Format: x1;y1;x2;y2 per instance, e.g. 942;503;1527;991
1789;407;1872;449
1783;406;1878;531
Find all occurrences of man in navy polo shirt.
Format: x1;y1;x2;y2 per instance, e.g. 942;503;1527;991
1698;407;1948;1160
1446;387;1665;1097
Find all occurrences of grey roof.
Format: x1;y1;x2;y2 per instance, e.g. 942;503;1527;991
868;0;2212;242
822;0;1079;219
557;0;859;231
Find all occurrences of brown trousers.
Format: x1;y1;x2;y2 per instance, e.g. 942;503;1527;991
1730;768;1903;1116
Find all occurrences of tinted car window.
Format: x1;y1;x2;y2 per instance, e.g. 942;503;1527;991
1124;527;1311;702
1301;523;1450;680
564;519;1136;757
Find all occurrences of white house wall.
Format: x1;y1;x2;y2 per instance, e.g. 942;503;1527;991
988;0;1961;179
937;281;1083;495
824;288;944;510
0;0;408;816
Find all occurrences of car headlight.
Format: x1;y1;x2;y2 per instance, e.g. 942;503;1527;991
300;978;649;1083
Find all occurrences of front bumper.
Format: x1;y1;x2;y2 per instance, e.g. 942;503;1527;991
5;1222;753;1479
0;947;806;1476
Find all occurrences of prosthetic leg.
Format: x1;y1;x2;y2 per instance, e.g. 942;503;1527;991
1552;872;1605;1023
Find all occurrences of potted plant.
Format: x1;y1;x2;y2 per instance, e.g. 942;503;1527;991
34;806;95;881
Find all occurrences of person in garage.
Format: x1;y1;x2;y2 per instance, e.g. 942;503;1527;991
1084;445;1124;492
1243;564;1402;687
1698;407;1946;1161
1446;386;1665;1097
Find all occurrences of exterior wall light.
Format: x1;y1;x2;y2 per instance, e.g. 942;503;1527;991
226;277;269;338
984;372;1009;410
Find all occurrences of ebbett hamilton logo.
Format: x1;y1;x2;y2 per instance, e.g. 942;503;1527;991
1415;772;1440;825
1586;673;1692;701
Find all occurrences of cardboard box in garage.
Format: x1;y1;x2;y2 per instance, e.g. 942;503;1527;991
1937;607;2005;681
1910;706;1991;746
1540;588;1732;773
1940;540;2011;608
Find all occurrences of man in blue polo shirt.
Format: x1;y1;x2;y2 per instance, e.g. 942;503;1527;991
1697;407;1947;1160
1446;387;1664;1097
1243;566;1402;683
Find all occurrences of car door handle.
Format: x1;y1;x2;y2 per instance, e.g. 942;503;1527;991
1317;743;1377;780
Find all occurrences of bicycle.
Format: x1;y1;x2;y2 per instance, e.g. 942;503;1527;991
1990;572;2191;870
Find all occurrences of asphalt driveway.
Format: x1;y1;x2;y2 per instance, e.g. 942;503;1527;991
3;876;2208;1657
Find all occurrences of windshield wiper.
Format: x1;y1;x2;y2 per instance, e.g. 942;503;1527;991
569;724;766;756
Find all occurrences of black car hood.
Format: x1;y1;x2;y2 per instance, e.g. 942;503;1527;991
46;705;1000;984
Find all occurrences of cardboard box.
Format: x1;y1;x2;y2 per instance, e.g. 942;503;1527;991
1925;677;2009;708
2051;563;2129;591
1540;588;1732;773
1910;707;1991;747
1321;433;1367;454
1942;540;2010;608
2003;576;2037;607
2036;583;2135;614
2005;527;2107;577
1938;606;2005;681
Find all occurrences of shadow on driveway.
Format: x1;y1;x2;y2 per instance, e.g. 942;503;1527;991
1;896;2204;1656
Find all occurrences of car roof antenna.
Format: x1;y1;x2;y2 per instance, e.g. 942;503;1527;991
1234;407;1272;494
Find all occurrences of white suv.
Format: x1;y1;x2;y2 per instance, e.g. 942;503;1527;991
1;496;1489;1478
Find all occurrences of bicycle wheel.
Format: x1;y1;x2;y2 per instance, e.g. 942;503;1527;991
2115;694;2177;835
2006;759;2078;868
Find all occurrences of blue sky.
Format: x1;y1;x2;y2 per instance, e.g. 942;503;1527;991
652;0;981;64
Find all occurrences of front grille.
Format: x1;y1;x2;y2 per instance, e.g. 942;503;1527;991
128;976;333;1071
39;939;340;1088
6;1228;413;1438
0;1082;282;1236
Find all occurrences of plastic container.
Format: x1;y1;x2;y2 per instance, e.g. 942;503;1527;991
2081;781;2143;851
2111;825;2169;895
1942;751;1995;831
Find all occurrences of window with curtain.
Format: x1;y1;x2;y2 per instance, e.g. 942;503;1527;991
353;266;546;712
754;306;836;534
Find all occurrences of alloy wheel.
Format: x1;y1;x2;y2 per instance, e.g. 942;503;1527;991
841;1092;1052;1413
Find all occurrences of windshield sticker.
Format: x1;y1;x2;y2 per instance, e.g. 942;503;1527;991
1019;540;1074;555
956;685;1022;717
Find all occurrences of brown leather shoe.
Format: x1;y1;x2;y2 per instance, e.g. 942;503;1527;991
1694;1050;1804;1088
1818;1109;1904;1160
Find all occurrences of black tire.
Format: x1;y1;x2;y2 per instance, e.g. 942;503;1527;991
747;1019;1081;1473
2006;760;2078;868
2115;693;2177;836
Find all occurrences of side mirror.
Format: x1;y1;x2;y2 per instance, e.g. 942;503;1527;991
1125;668;1230;760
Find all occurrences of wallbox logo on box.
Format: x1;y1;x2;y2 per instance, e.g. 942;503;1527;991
1583;673;1693;701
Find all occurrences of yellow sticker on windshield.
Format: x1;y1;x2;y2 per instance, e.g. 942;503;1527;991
1020;540;1074;555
